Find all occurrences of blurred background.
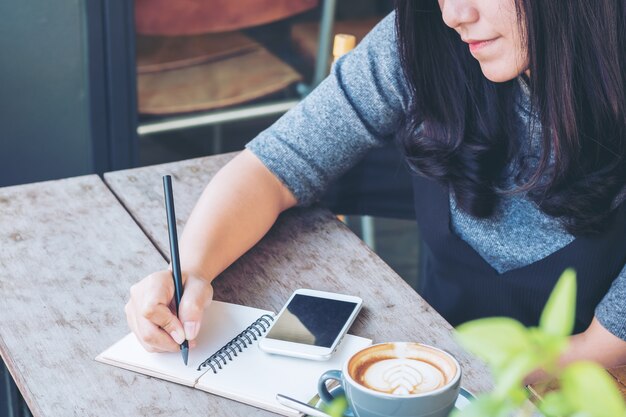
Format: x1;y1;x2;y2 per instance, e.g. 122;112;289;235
0;1;419;415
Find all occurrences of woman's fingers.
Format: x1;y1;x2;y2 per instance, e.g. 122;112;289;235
135;315;180;352
178;276;214;341
125;300;171;352
127;270;179;351
126;269;213;352
140;302;185;345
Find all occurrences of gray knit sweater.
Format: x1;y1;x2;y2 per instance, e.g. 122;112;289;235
247;12;626;340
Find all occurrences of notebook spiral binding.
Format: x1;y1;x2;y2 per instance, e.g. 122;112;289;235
197;314;275;373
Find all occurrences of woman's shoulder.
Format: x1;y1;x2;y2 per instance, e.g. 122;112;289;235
351;11;400;60
367;11;397;40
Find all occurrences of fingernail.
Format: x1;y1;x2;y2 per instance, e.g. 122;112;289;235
184;321;198;340
170;329;185;344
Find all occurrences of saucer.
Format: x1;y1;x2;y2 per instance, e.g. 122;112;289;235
314;386;475;417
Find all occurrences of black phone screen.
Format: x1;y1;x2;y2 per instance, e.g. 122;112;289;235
265;294;358;348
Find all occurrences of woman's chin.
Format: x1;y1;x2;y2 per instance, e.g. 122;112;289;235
479;64;521;83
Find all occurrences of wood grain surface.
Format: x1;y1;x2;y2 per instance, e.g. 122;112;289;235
0;175;279;416
104;152;494;399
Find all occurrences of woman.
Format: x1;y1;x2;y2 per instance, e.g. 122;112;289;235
125;0;626;375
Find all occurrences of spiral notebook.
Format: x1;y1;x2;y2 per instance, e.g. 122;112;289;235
96;300;371;416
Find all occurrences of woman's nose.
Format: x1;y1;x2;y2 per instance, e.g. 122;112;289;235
440;0;479;29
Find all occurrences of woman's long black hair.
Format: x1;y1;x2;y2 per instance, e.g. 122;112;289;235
395;0;626;235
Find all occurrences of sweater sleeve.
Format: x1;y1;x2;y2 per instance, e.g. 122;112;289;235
245;11;411;205
595;264;626;341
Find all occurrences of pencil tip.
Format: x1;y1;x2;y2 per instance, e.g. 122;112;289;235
182;346;189;366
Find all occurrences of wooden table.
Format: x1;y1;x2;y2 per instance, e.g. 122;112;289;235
0;152;618;416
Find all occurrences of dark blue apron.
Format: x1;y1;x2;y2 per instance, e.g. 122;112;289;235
411;174;626;333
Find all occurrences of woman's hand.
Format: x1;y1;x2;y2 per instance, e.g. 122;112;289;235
125;270;214;353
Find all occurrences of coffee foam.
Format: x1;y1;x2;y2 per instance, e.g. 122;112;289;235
360;358;445;395
348;343;457;396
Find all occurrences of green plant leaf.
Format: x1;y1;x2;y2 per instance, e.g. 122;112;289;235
323;395;348;417
527;328;569;373
539;268;577;337
455;317;531;368
561;362;626;417
492;352;538;399
508;386;530;404
540;391;574;417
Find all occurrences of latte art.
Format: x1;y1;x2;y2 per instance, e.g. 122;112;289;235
361;358;446;395
348;343;458;396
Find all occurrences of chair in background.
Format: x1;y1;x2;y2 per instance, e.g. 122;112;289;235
134;0;340;150
136;32;302;115
135;0;318;36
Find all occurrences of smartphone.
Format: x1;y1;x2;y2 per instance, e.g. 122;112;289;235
259;289;363;360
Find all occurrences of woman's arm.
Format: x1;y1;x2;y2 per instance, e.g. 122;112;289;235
524;317;626;385
561;317;626;369
178;150;297;282
125;150;297;353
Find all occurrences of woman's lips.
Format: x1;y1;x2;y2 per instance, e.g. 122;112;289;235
466;38;499;53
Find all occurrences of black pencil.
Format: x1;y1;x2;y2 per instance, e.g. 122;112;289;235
162;175;189;366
